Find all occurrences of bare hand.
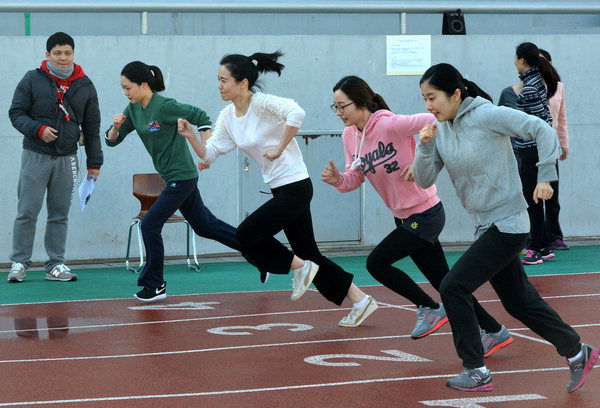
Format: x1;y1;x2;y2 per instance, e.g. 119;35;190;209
533;181;554;204
40;127;58;142
321;160;341;185
87;168;100;181
399;164;414;182
177;118;196;140
263;147;282;161
197;162;211;171
419;124;437;142
113;114;126;131
559;147;568;161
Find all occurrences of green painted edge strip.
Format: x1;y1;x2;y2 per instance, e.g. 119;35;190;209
24;13;31;36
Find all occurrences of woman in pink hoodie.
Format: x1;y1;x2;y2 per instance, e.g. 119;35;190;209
322;76;508;347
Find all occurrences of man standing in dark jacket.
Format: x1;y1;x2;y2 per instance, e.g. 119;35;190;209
7;32;103;283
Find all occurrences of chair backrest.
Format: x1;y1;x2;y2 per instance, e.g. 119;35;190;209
132;173;166;216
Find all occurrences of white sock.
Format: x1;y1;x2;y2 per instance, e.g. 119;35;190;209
353;296;370;309
294;261;308;273
474;365;488;373
568;349;583;363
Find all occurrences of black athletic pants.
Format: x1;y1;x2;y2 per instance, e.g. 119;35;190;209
518;148;554;251
546;163;564;240
367;221;502;333
236;178;353;306
440;225;581;369
139;178;244;289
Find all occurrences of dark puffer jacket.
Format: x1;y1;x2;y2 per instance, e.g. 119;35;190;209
8;68;103;168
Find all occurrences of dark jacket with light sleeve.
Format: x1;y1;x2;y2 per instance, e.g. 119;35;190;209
9;68;103;168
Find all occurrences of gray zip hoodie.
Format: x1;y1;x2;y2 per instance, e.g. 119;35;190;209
413;96;559;228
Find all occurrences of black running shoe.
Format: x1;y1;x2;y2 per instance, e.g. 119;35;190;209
260;270;270;284
134;283;166;302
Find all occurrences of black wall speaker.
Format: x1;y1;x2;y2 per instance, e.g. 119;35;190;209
442;10;466;35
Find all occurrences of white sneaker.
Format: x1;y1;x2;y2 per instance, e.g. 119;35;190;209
339;296;379;327
291;260;319;300
46;264;78;282
7;262;27;282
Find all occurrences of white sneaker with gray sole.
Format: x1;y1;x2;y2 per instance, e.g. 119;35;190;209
339;296;379;327
46;264;78;282
291;261;319;300
7;262;27;282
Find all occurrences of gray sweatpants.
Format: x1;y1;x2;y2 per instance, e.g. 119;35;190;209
10;150;78;271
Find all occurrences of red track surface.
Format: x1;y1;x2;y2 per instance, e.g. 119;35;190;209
1;273;599;407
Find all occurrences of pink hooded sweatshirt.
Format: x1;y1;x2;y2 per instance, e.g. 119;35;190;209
334;110;440;219
548;81;569;149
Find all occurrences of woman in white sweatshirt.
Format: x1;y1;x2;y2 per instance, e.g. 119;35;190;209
413;62;597;393
179;51;377;327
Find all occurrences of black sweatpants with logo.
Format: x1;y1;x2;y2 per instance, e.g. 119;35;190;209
367;216;502;334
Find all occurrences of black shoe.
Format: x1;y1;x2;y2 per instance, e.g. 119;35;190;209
134;283;166;302
540;247;556;260
260;270;270;284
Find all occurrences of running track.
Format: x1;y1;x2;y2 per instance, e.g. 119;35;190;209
0;273;599;407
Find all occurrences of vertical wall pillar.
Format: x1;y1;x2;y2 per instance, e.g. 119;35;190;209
24;12;31;36
400;12;407;34
141;11;148;35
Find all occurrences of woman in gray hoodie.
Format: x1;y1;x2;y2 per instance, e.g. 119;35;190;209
413;63;597;393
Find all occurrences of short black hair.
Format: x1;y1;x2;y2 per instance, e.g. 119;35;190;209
46;32;74;52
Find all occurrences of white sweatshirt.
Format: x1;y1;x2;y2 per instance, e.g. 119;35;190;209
202;92;308;188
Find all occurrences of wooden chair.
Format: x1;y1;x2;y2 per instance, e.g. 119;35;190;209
125;173;201;272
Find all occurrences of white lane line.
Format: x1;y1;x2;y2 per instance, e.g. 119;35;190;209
1;292;599;335
0;365;595;406
0;270;598;307
0;306;392;334
375;302;416;311
511;332;552;345
1;323;598;365
475;292;600;304
0;333;418;363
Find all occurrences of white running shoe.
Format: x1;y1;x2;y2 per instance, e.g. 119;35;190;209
291;261;319;301
7;262;27;282
339;296;379;327
46;264;77;282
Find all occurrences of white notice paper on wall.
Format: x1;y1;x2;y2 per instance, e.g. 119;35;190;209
386;35;431;76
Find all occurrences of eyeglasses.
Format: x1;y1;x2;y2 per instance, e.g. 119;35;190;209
330;101;354;114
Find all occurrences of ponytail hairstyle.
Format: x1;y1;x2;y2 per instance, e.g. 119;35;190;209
419;63;493;103
333;75;390;112
120;61;165;92
220;50;285;92
516;42;559;98
538;48;561;82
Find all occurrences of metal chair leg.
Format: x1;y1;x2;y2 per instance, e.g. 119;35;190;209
126;217;199;273
183;220;201;272
135;221;144;272
125;220;137;272
125;219;144;273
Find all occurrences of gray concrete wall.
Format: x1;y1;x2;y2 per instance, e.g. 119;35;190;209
1;34;598;264
2;11;600;36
